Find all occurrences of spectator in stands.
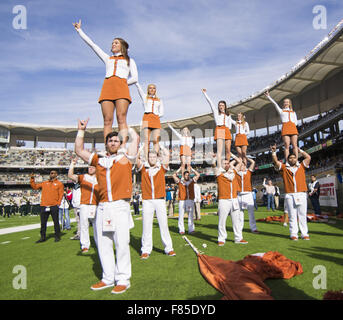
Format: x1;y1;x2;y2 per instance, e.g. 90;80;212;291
30;170;64;243
308;175;321;216
263;178;276;211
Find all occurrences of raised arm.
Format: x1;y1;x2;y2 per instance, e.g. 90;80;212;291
68;158;79;183
126;128;140;164
201;89;219;121
190;167;200;182
168;123;182;140
74;118;92;164
159;144;170;168
270;144;282;170
135;82;146;103
73;20;109;63
298;147;311;168
172;167;182;184
30;174;42;190
264;91;282;115
127;59;138;86
247;157;255;171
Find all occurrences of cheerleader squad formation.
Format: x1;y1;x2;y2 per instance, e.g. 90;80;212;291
29;20;312;295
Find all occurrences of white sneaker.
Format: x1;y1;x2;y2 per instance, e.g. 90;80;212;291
283;222;288;227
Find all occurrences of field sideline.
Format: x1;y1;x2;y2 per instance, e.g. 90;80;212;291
0;206;342;300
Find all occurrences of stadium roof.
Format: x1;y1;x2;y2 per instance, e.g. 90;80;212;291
1;18;343;143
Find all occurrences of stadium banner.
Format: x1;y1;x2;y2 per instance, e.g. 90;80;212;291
307;144;322;154
318;176;337;207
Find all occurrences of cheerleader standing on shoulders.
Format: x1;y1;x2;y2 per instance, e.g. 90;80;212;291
73;19;138;149
264;91;298;161
136;82;164;161
201;88;233;168
168;123;193;177
231;112;250;165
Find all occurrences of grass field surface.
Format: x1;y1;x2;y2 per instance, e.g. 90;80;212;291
0;206;342;300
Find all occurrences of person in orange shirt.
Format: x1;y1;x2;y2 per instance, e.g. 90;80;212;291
30;170;64;243
172;166;200;235
213;155;248;246
271;144;311;240
68;158;99;253
136;145;175;259
75;118;139;295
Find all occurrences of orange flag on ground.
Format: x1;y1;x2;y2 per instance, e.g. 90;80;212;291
183;237;303;300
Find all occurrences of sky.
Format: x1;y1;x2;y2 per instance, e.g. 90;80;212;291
1;0;343;129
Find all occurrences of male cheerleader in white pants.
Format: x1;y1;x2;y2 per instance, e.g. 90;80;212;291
235;156;259;233
136;145;175;259
213;156;248;245
271;144;311;240
75;118;139;294
68;158;99;253
172;166;200;235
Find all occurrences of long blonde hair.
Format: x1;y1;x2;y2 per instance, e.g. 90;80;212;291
146;84;159;100
283;98;293;111
238;112;246;126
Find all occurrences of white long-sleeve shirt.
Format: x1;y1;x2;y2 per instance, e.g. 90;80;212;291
76;28;138;85
263;181;276;195
267;95;298;125
168;124;193;148
136;83;164;117
231;119;250;135
202;91;233;128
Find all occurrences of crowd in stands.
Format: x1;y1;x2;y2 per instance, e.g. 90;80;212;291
0;172;70;185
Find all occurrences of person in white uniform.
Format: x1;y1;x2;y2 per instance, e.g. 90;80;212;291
136;145;175;259
75;118;139;295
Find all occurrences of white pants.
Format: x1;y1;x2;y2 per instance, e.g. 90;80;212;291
284;193;309;238
218;199;244;243
238;192;257;231
141;199;174;254
178;200;195;234
95;200;131;286
194;201;201;220
79;204;97;250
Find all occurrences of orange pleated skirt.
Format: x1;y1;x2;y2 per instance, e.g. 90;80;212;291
281;121;298;136
180;145;192;157
142;113;161;129
98;76;131;104
235;133;249;147
214;126;232;141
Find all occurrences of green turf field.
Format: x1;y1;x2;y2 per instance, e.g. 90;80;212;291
0;206;342;300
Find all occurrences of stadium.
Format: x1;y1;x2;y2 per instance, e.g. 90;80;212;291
1;7;343;304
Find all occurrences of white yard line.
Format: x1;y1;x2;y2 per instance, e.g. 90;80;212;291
0;218;76;235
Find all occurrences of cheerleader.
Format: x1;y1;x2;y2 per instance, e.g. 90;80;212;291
73;19;138;148
201;89;233;168
264;91;298;161
136;82;164;161
231;112;250;164
168;123;193;177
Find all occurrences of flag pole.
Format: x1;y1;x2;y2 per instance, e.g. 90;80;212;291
182;235;200;255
